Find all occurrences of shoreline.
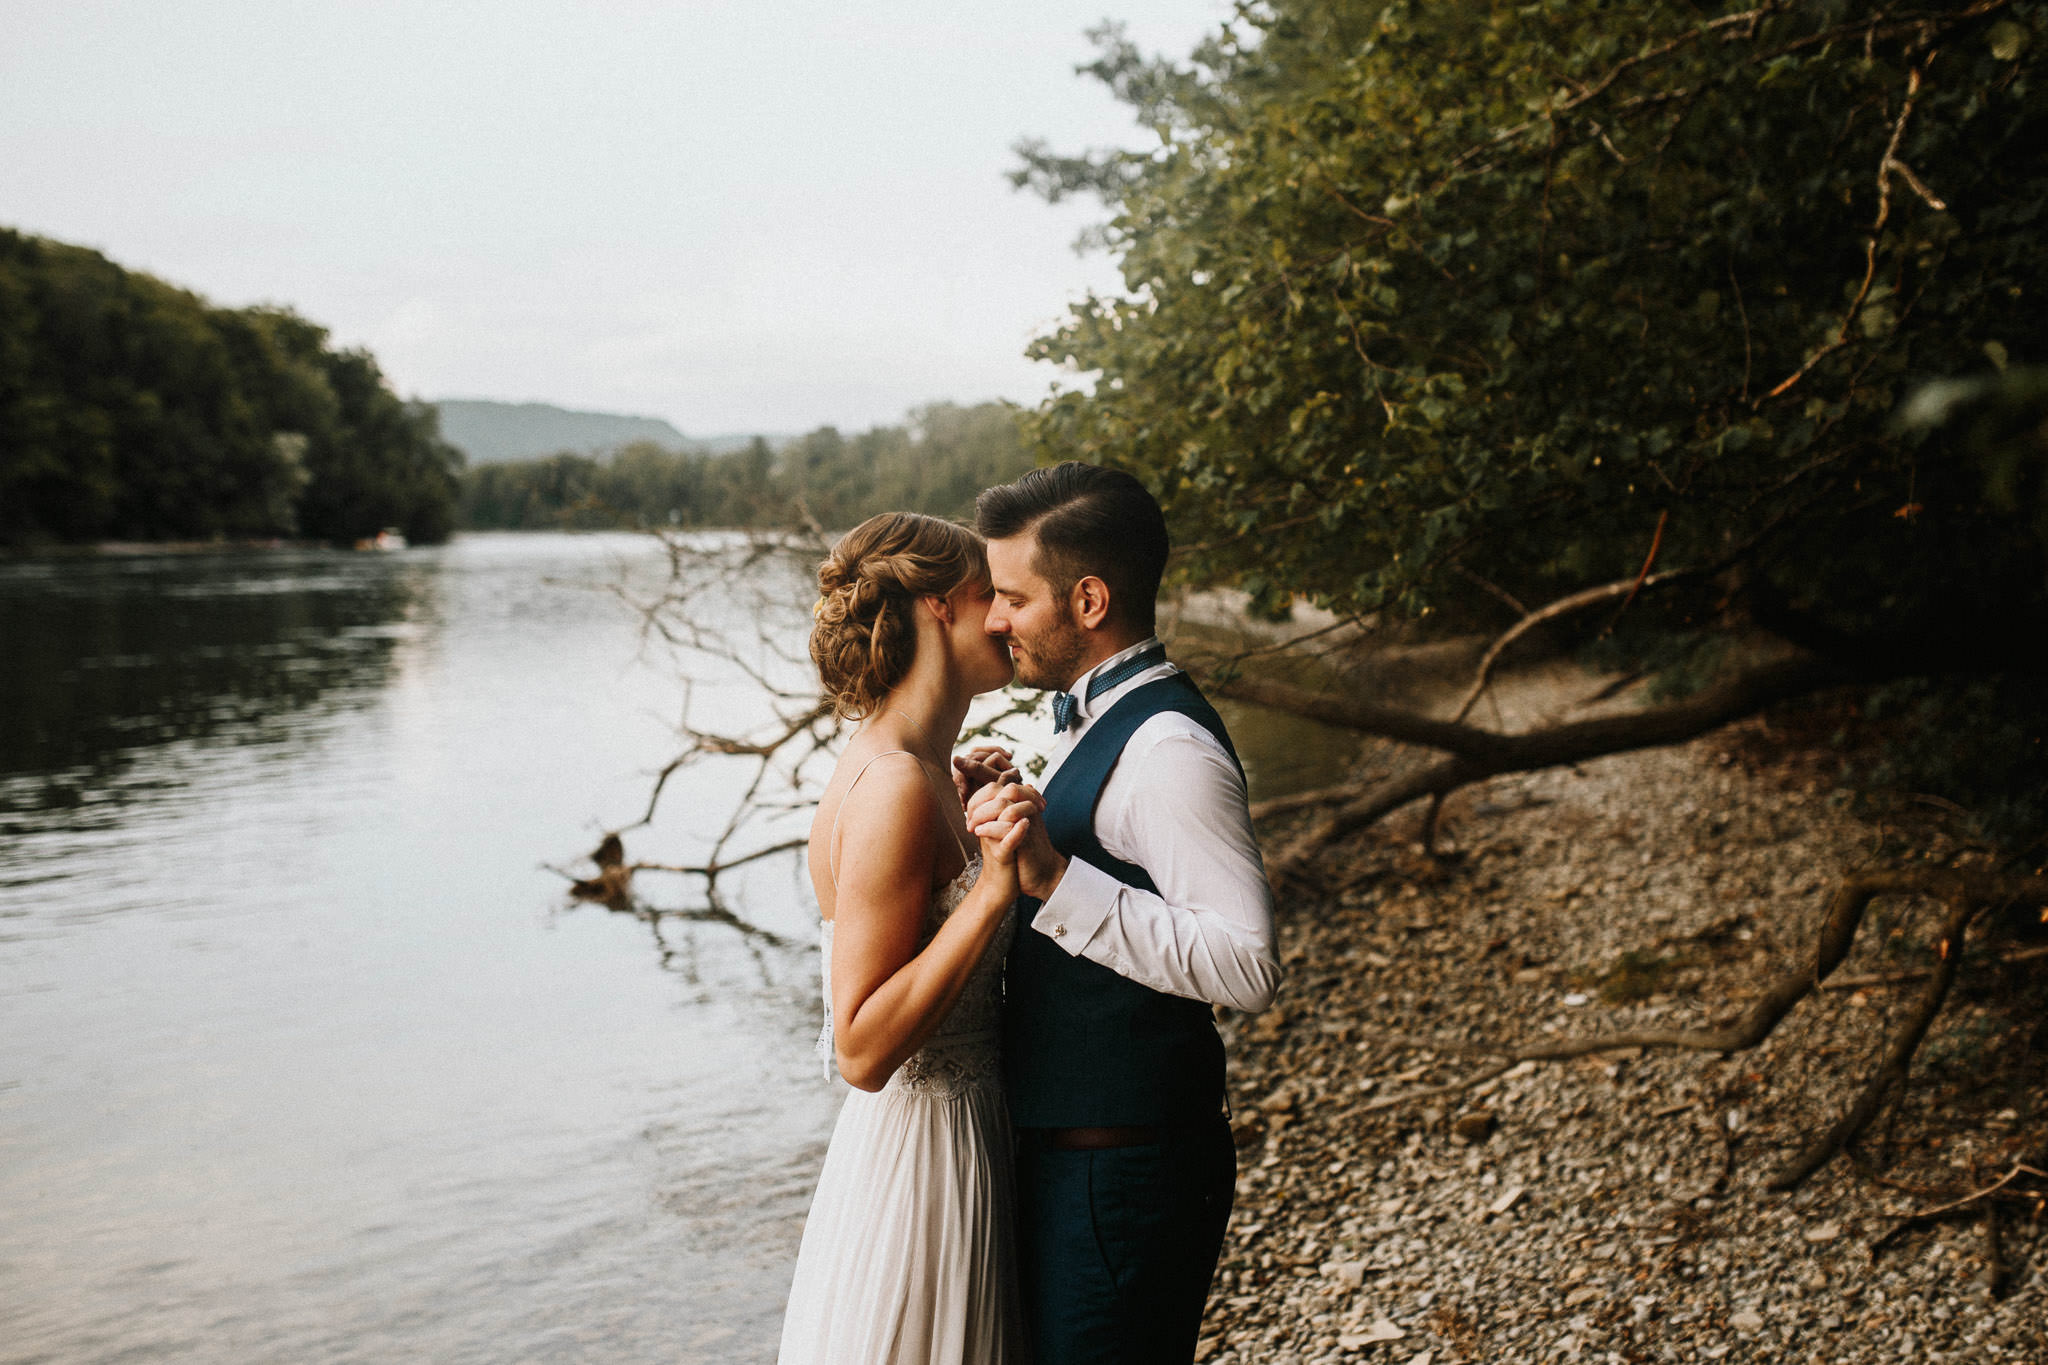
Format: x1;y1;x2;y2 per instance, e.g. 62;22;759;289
1201;698;2045;1363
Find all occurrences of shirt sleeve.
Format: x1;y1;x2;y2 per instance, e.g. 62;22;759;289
1029;718;1281;1012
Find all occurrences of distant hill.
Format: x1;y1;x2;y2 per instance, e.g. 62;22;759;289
431;399;725;464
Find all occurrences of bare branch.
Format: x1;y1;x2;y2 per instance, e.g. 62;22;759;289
1449;563;1688;726
630;837;812;881
1764;61;1940;402
1451;561;1528;618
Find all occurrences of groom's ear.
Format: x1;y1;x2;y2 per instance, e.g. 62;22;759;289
1071;575;1112;630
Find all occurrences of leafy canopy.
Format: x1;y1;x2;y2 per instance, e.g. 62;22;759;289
1;228;463;546
1018;1;2047;651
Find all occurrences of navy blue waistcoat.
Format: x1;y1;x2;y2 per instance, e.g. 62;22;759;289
1003;672;1242;1128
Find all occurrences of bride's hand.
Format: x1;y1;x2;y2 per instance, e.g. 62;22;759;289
966;781;1043;883
952;746;1017;808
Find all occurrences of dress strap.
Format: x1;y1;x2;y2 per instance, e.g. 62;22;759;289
826;748;972;892
829;750;914;892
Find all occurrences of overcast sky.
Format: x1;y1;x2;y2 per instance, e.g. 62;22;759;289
3;1;1233;435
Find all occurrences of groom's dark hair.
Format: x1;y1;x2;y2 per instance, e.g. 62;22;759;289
975;461;1168;634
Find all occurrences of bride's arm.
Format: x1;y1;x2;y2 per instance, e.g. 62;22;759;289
828;763;1029;1092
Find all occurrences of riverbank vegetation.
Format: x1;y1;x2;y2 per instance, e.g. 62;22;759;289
1003;0;2048;1194
595;1;2048;1302
456;401;1032;531
0;228;462;548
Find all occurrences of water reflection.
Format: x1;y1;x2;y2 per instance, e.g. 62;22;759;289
0;549;435;821
0;535;837;1364
570;887;805;980
0;534;1371;1364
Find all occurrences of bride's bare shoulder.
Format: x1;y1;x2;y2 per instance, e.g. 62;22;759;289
813;751;941;902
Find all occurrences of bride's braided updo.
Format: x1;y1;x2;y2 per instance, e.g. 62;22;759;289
810;512;988;719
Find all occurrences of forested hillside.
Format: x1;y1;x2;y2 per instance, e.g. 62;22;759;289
459;400;1031;530
0;228;462;547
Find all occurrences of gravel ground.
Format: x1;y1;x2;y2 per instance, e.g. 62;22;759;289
1200;700;2047;1365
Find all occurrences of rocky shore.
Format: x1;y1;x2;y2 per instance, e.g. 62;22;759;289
1200;699;2046;1364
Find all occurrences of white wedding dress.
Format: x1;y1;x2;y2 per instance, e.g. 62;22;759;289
776;855;1023;1364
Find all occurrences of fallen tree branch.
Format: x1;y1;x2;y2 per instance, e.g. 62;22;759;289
629;837;812;882
1212;674;1514;758
1248;779;1372;822
1447;559;1693;729
1349;1027;1521;1061
1358;1060;1517;1114
1234;647;1844;878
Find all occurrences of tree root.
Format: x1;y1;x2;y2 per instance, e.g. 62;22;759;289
1767;897;1978;1190
1869;1161;2048;1298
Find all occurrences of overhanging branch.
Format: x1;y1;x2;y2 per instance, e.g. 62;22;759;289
1224;646;1846;876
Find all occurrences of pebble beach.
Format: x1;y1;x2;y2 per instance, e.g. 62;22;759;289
1200;694;2046;1365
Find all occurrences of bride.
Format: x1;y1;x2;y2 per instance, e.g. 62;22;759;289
777;512;1036;1364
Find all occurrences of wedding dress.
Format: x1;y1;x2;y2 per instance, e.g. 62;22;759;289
776;790;1022;1363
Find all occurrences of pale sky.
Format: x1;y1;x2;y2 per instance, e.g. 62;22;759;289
2;1;1233;435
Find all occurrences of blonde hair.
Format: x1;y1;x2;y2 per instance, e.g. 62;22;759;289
810;512;988;719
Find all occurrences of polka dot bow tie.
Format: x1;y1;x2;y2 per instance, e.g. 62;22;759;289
1051;644;1167;734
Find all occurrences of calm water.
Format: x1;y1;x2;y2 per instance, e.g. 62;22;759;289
0;532;1352;1364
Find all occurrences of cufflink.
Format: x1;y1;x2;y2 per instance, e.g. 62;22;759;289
1050;924;1067;940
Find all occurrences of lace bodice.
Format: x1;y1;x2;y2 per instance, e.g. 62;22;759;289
817;857;1014;1099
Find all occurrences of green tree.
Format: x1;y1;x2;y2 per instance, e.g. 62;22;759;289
1015;1;2048;1189
454;404;1032;532
0;228;461;546
1023;2;2043;616
1018;1;2044;786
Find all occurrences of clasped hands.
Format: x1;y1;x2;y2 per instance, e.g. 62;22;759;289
952;746;1066;901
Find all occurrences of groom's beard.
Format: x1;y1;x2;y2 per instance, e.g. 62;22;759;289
1006;604;1087;692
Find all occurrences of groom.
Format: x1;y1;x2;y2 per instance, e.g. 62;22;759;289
969;462;1281;1364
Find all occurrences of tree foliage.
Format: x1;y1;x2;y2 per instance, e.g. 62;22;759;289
0;228;462;546
458;401;1033;531
1018;1;2047;655
1007;4;2048;1199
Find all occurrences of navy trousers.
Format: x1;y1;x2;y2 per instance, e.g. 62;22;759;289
1015;1118;1236;1365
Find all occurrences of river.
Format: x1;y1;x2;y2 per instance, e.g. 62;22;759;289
0;532;1351;1363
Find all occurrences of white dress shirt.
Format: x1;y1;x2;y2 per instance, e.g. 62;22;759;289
1030;638;1281;1013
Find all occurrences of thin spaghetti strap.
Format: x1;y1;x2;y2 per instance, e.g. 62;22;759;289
827;750;916;891
825;748;974;892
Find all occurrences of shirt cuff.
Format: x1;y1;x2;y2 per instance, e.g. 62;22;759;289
1029;855;1120;958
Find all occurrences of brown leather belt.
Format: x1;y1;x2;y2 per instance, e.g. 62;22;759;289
1032;1125;1165;1150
